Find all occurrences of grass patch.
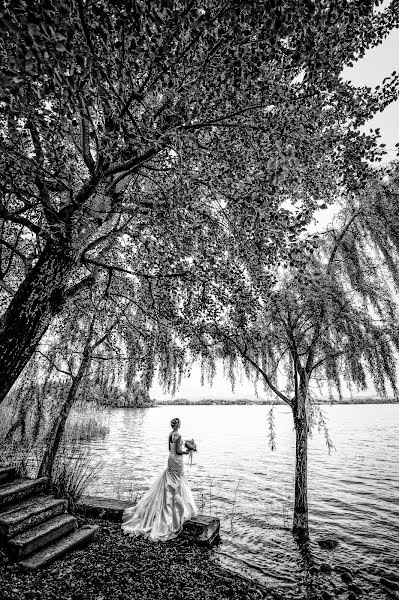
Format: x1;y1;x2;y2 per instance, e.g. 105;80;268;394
50;443;104;510
65;413;110;444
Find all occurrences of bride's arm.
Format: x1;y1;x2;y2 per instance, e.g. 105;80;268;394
175;435;189;455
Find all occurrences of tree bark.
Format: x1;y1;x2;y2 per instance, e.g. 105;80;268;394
38;351;91;480
292;386;309;538
0;241;77;404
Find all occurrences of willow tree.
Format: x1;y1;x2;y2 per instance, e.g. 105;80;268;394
0;1;397;405
2;253;194;475
190;165;399;538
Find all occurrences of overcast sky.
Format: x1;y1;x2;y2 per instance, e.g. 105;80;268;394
151;10;399;401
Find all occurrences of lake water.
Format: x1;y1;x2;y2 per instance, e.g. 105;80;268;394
79;404;399;598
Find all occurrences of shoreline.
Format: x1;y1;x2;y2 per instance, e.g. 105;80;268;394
1;516;389;600
0;517;279;600
145;398;398;406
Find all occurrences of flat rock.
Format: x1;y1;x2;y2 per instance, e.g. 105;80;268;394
181;514;220;545
348;583;363;595
76;496;132;522
320;563;333;574
341;571;353;584
318;538;339;550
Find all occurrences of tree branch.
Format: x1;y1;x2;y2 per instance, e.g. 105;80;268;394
0;237;28;267
77;0;94;53
79;108;95;173
91;318;120;350
181;103;275;130
119;90;145;119
57;162;106;223
0;279;15;296
35;349;72;377
81;229;125;262
311;350;345;373
65;274;95;299
82;256;188;279
105;147;159;177
327;209;361;274
210;326;292;406
305;209;362;373
0;207;50;240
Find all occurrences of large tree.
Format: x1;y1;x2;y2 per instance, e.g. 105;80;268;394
1;238;195;470
190;164;399;537
0;0;398;404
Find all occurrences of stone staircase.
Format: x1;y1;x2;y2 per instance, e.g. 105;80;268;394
0;465;99;570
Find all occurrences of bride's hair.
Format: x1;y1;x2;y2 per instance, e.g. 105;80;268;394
170;417;180;428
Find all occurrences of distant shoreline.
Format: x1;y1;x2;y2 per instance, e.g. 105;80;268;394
154;397;398;406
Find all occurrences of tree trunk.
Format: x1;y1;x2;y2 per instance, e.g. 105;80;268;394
292;388;309;538
0;241;77;404
38;352;91;480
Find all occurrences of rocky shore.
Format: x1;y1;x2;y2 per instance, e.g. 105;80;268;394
1;516;398;600
0;517;275;600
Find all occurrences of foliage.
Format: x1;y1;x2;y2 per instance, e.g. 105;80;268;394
191;164;399;408
1;0;398;536
1;1;398;403
184;163;399;535
65;413;109;444
0;439;37;477
0;278;170;440
50;440;103;509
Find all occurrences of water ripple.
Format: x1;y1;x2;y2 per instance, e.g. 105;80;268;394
77;403;399;597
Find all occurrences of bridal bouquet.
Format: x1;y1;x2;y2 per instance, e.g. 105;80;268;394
185;439;197;465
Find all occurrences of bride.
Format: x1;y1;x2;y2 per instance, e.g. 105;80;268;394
121;417;197;541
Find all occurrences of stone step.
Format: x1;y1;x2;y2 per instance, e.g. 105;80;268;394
0;467;16;485
19;525;100;571
0;495;67;539
0;494;45;517
77;496;132;522
181;514;221;545
0;478;48;509
8;513;77;560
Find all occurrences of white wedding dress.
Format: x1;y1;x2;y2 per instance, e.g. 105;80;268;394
121;432;197;541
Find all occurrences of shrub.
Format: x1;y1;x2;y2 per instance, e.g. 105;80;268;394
49;441;103;511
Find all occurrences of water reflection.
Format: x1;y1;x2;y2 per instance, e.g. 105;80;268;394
75;404;399;598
